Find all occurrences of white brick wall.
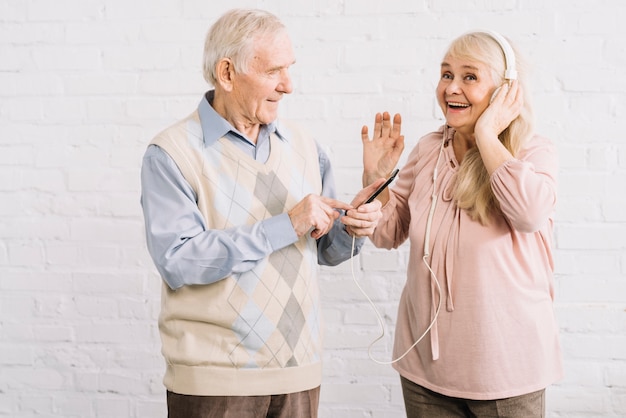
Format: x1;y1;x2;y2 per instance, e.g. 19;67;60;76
1;0;625;417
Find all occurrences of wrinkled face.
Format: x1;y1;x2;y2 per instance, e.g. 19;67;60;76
436;54;497;134
230;30;295;126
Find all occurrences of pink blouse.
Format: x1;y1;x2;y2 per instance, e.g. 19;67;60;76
370;125;563;400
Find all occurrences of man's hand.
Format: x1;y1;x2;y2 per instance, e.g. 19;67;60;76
288;194;353;239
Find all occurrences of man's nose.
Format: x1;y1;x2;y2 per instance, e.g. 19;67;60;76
278;70;293;94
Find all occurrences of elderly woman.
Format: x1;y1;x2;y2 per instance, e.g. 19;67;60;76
360;31;563;417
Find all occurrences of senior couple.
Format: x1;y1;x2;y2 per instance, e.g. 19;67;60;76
140;8;562;418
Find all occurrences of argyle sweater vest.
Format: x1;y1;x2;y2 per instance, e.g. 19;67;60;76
151;111;323;396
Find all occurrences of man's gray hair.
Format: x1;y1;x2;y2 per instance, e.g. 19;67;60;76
202;8;286;86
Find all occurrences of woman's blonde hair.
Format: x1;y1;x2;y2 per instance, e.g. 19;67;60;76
202;9;286;86
447;32;535;225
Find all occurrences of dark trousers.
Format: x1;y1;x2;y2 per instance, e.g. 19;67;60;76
400;376;545;418
166;387;320;418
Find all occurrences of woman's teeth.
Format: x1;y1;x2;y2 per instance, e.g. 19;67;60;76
448;102;470;109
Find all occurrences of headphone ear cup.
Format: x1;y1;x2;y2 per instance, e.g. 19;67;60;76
490;85;502;103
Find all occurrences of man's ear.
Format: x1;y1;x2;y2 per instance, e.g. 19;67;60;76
215;58;235;92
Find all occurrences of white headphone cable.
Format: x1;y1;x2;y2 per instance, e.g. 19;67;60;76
350;137;446;365
350;235;442;365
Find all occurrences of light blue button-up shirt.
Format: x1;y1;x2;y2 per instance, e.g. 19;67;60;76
140;91;363;290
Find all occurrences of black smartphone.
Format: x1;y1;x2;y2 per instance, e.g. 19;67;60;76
364;168;399;204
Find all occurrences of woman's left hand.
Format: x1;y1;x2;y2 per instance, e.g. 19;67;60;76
341;178;385;237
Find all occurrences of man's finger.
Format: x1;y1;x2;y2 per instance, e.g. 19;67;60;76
319;196;353;211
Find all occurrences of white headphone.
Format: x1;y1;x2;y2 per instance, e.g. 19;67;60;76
481;30;517;80
480;30;517;103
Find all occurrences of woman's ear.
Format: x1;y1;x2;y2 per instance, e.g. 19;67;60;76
215;58;235;92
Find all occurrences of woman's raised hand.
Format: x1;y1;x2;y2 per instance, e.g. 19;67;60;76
361;111;404;186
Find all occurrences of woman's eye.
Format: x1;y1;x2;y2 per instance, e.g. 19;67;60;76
465;74;477;81
441;73;452;80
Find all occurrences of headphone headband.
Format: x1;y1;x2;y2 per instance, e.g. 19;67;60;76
480;30;517;80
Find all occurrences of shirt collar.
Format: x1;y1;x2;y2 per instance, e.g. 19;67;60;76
197;90;286;146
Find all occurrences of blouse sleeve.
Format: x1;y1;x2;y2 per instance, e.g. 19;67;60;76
490;135;559;233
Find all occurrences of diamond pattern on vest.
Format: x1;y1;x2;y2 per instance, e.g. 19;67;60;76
254;171;289;216
227;244;318;369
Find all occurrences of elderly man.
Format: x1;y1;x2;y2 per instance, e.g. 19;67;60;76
140;8;385;418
